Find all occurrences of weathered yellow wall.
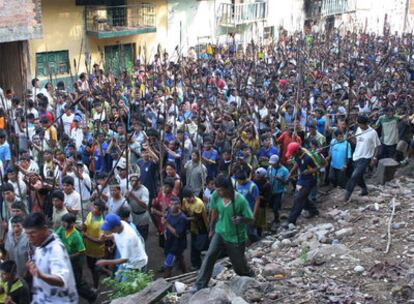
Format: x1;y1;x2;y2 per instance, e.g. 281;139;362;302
29;0;168;81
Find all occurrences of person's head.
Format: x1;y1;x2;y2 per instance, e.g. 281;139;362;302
165;162;177;177
6;167;17;181
204;139;212;151
309;138;319;150
92;200;106;216
0;130;7;144
334;129;344;141
214;174;234;199
0;261;17;282
216;147;228;161
169;196;181;213
51;190;65;210
128;172;140;188
385;106;394;118
2;183;15;203
182;187;195;203
96;172;108;186
61;213;76;230
117;206;131;222
11;216;24;237
255;167;267;180
206;176;215;190
62;176;75;194
262;135;271;148
357;115;369;130
235;170;248;185
117;162;127;178
110;183;121;199
32;78;40;88
191;150;200;163
23;213;49;247
11;201;26;217
309;124;317;135
163;177;175;194
269;154;280;168
100;213;123;234
285;142;301;160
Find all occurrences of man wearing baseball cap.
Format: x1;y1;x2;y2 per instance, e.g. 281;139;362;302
96;214;147;274
283;142;320;228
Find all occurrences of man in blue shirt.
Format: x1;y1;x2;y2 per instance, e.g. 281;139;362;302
328;130;351;188
315;109;326;135
0;130;11;169
267;155;289;225
235;170;260;242
257;135;279;164
283;142;320;227
202;139;218;179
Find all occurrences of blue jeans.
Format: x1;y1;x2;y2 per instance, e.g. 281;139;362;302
191;233;209;268
271;192;283;221
287;184;317;224
194;233;253;290
345;158;370;195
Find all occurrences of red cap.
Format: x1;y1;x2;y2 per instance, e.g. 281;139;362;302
285;142;301;159
279;79;287;86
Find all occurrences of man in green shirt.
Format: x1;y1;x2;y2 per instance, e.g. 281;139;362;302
193;175;254;291
375;107;400;159
56;213;97;303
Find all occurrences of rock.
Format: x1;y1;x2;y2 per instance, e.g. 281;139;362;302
230;276;263;302
174;281;187;294
376;158;399;185
354;265;365;273
190;282;236;304
263;263;285;276
212;263;226;278
280;230;297;239
335;228;354;239
231;297;249;304
281;239;292;247
392;222;406;230
271;240;280;250
306;223;335;241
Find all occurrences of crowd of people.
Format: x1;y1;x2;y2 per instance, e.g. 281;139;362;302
0;28;413;302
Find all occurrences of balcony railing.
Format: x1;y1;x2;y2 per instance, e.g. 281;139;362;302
321;0;356;17
85;3;156;39
218;2;268;27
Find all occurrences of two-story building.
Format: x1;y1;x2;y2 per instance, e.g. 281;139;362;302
28;0;167;88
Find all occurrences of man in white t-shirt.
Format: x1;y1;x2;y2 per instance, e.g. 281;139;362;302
96;214;147;272
62;176;82;221
344;115;380;201
24;212;78;303
61;105;75;135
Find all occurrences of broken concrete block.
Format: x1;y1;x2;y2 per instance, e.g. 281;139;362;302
376;158;399;185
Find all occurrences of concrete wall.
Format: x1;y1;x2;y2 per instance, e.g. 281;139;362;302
267;0;305;35
167;0;219;54
0;0;43;43
319;0;414;35
29;0;168;84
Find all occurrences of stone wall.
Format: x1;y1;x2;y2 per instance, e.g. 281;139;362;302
0;0;43;43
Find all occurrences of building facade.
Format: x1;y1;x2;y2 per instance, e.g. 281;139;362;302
29;0;167;88
0;0;43;95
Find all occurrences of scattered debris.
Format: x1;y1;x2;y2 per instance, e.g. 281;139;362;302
160;172;414;303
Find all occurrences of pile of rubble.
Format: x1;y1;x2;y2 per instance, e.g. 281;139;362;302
165;174;414;304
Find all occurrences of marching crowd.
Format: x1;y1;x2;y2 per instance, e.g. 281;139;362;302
0;28;413;303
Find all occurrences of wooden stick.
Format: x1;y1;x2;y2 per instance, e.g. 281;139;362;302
385;197;396;254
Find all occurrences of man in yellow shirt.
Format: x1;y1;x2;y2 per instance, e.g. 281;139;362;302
181;187;208;270
42;116;58;149
82;200;105;289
